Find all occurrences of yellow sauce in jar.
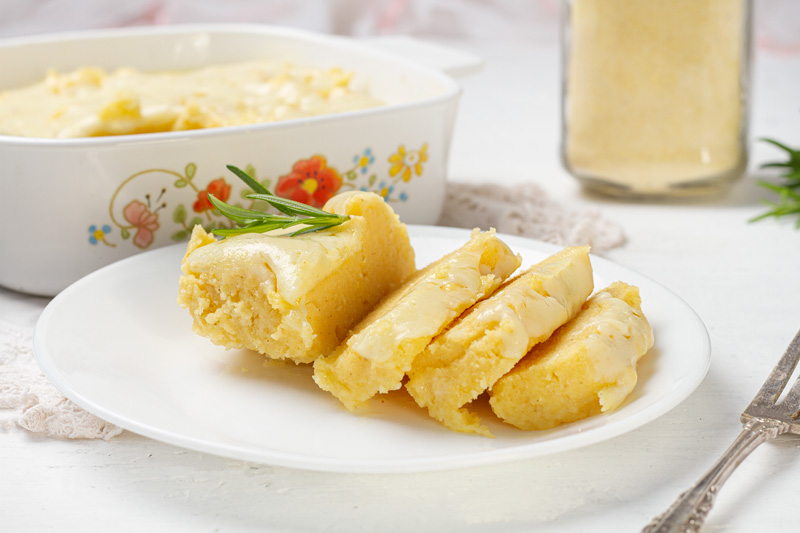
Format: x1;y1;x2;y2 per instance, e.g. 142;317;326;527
563;0;750;197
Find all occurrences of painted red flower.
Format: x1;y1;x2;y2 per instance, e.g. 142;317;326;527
123;200;160;249
193;178;232;212
275;156;342;208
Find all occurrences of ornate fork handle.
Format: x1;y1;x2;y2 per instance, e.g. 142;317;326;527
642;418;789;533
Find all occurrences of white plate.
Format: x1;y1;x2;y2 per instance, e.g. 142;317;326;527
33;226;710;473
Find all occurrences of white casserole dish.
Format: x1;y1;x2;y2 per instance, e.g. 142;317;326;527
0;25;471;296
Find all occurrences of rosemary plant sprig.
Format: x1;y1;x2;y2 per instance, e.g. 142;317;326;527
208;165;349;237
750;138;800;228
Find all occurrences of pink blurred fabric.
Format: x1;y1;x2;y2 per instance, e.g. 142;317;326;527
0;0;558;41
1;0;796;51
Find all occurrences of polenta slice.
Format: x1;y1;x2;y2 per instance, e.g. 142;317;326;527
406;246;594;437
177;191;416;364
489;282;654;430
313;229;521;410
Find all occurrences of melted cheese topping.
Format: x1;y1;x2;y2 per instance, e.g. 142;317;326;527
578;291;654;411
405;246;593;436
0;60;383;138
178;190;416;364
457;247;594;360
312;229;521;411
504;247;594;348
348;248;490;363
488;281;654;431
184;220;357;308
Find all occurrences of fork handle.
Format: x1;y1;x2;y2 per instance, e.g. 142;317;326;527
642;418;788;533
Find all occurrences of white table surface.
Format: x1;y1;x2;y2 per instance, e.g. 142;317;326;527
3;38;800;532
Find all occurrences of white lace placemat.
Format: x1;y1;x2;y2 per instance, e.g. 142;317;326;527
0;181;624;441
438;182;625;254
0;320;123;440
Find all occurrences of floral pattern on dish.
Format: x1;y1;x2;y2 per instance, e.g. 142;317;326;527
123;199;160;249
275;156;343;208
193;178;232;213
91;142;427;250
389;143;428;182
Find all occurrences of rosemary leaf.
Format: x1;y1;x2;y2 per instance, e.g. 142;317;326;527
761;138;800;158
208;194;274;223
751;138;800;227
226;164;270;195
226;164;296;215
209;166;349;238
245;193;333;217
212;223;285;236
761;162;795;169
290;224;342;236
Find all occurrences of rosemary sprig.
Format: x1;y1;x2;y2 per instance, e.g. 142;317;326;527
750;138;800;228
209;165;349;237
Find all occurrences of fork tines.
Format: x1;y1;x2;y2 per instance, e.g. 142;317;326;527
742;328;800;432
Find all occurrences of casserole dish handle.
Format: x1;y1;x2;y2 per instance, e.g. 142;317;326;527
361;35;484;78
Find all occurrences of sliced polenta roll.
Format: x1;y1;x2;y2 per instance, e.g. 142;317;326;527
489;281;654;431
313;229;521;410
178;191;416;364
406;246;593;437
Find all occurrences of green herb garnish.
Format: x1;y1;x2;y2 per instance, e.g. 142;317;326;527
751;138;800;227
209;165;349;237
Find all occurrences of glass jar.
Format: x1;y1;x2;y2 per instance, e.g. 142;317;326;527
561;0;753;198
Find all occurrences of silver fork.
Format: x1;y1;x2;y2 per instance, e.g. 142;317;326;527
643;328;800;532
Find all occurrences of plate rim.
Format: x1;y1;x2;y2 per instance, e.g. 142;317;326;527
33;225;711;473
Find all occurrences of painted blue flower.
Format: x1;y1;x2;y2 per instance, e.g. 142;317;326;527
88;224;113;245
354;148;375;174
359;181;408;203
377;181;395;202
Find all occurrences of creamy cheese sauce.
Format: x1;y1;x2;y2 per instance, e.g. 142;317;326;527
457;247;593;358
186;223;357;308
347;249;487;363
582;292;654;411
0;60;384;138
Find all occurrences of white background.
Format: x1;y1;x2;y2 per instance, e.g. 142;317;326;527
3;1;800;531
